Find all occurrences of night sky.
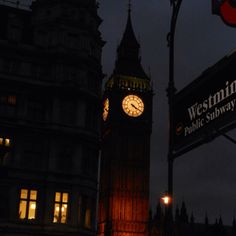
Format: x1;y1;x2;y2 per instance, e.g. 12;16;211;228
18;0;236;225
99;0;236;225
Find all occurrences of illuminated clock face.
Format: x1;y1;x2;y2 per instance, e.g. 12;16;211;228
103;98;109;121
122;95;144;117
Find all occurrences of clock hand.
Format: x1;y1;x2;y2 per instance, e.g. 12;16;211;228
131;103;142;112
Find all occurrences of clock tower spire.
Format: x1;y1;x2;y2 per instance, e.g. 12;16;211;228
113;0;148;80
98;4;153;236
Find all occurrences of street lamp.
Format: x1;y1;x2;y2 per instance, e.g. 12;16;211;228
166;0;183;235
161;194;172;206
161;193;172;236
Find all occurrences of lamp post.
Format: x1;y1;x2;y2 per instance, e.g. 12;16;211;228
166;0;183;235
161;193;172;236
161;194;172;206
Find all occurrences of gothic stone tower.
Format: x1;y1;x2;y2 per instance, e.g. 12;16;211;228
98;7;153;236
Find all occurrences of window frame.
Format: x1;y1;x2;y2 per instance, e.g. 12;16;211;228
0;135;12;166
0;136;11;147
53;191;69;224
0;95;17;117
18;188;38;221
79;195;94;229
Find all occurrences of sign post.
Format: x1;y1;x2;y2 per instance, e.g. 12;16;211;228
166;1;182;236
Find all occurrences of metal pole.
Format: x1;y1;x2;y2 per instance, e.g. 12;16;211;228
166;0;182;235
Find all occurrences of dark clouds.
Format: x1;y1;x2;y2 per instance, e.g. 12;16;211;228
16;0;236;225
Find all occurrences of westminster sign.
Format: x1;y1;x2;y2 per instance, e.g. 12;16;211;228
173;51;236;156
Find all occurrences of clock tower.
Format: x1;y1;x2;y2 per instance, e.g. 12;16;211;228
98;5;153;236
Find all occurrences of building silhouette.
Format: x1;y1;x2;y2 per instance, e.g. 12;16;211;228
1;2;235;236
149;202;236;236
0;0;104;236
98;5;153;236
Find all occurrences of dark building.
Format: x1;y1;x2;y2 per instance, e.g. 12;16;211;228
0;0;104;236
98;6;153;236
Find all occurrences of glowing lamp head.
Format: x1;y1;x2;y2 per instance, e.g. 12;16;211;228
161;195;171;205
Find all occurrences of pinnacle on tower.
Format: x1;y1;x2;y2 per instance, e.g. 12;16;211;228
205;212;209;226
113;1;149;80
190;212;195;224
128;0;131;14
175;205;180;223
180;201;189;223
219;215;223;226
233;216;236;228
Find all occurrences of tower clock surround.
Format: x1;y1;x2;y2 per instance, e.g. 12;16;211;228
103;98;109;121
98;4;153;236
122;94;144;117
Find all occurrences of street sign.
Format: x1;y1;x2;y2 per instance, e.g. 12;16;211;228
173;51;236;157
212;0;236;27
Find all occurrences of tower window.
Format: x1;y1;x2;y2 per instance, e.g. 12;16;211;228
53;192;68;224
18;189;37;220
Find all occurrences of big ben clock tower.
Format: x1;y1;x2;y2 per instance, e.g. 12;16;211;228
98;4;153;236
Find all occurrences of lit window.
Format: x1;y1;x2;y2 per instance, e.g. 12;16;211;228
53;192;68;223
0;95;16;105
19;189;37;220
80;196;93;229
8;96;16;105
0;137;12;166
0;95;17;116
85;207;92;228
0;137;11;147
5;138;10;147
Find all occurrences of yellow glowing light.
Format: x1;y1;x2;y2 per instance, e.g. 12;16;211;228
162;196;171;205
56;206;60;212
5;138;10;147
103;98;109;121
62;193;68;203
122;95;144;117
30;203;36;210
